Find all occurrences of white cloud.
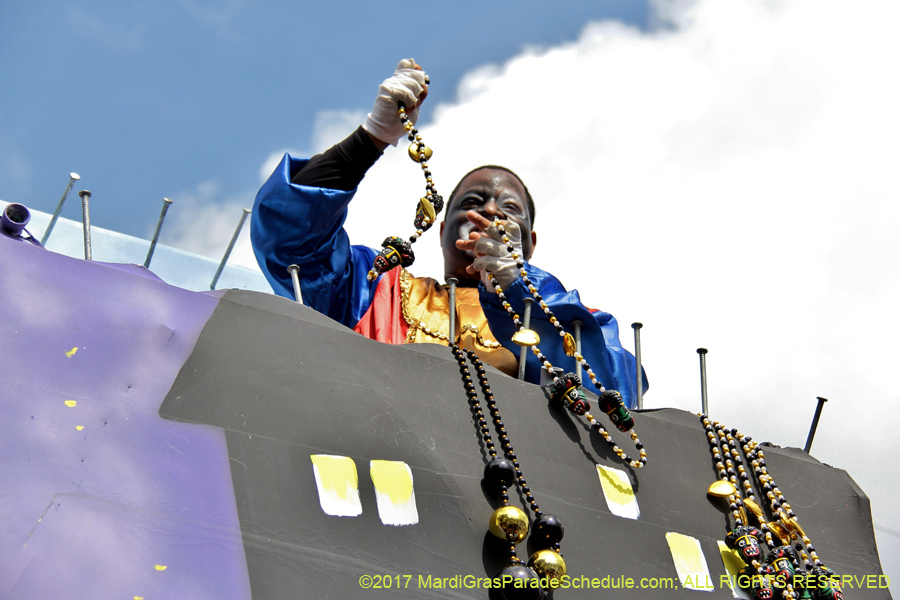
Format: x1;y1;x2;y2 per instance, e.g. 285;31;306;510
157;180;259;271
338;0;900;550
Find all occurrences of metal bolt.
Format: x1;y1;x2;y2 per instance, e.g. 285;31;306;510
79;190;92;260
144;197;173;268
447;277;458;346
697;348;709;416
288;264;303;304
632;322;644;410
517;297;534;381
573;319;583;379
42;172;80;245
210;208;251;290
804;397;828;453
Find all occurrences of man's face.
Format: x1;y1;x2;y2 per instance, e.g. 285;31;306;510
439;168;537;282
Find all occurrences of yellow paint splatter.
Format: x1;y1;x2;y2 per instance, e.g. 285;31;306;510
369;460;413;504
155;564;167;571
134;597;144;600
76;426;84;431
64;400;77;408
65;347;78;358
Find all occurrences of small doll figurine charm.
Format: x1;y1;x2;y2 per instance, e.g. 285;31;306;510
367;236;415;281
725;526;766;563
549;373;591;416
766;545;798;588
809;567;843;600
740;565;775;600
597;389;634;432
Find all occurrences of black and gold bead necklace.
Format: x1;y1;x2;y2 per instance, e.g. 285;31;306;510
701;414;844;600
451;345;566;594
366;98;444;282
488;219;647;470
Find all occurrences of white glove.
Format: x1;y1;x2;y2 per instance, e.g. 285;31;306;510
472;220;524;291
363;59;428;147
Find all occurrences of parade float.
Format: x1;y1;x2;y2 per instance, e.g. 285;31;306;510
0;190;890;599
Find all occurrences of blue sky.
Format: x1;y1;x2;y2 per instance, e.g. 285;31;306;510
3;0;900;587
1;0;648;237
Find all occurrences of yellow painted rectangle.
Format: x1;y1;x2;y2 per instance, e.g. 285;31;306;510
596;465;640;520
666;532;714;592
310;454;362;517
369;460;418;526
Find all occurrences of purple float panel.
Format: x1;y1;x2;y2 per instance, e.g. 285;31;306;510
0;236;251;600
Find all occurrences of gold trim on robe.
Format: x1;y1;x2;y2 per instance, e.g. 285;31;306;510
399;269;518;377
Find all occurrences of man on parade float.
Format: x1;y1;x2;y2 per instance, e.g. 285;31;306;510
251;59;646;408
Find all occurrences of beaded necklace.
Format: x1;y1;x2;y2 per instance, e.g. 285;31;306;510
366;98;443;282
701;414;844;600
451;345;566;592
488;219;647;470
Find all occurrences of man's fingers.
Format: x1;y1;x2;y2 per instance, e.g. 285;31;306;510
456;230;486;252
465;211;494;231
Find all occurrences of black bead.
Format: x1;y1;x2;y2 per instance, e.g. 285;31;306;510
488;565;543;600
531;514;565;548
485;457;517;487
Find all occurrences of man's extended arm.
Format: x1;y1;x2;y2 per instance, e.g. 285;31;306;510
250;60;427;328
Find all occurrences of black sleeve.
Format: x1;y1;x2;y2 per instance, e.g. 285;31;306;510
290;126;384;191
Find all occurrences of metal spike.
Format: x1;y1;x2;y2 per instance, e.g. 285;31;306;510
447;278;458;346
572;320;583;379
287;264;303;304
144;198;173;268
697;348;709;416
42;172;80;245
79;190;92;260
632;322;644;410
210;208;251;290
804;397;828;453
517;298;534;380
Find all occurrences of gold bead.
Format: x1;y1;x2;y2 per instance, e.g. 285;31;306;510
563;333;576;356
417;197;436;222
512;329;540;347
488;506;529;543
528;550;567;587
707;480;737;498
407;143;433;162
